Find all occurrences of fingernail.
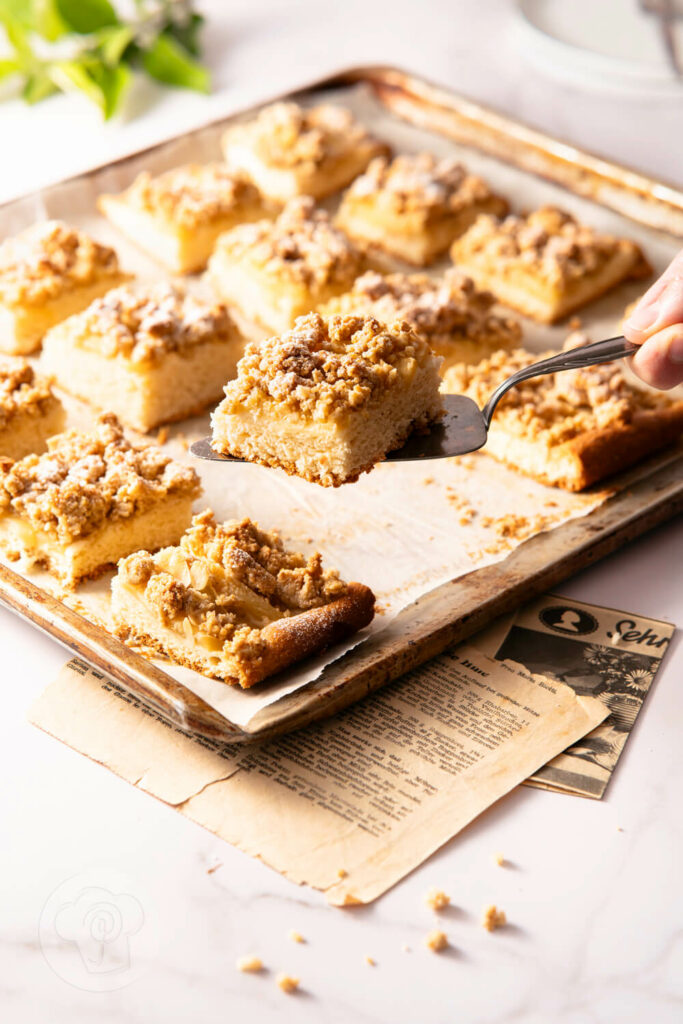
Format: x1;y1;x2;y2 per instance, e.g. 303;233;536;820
625;302;657;333
669;335;683;363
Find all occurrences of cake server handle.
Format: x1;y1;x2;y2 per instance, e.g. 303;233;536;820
481;336;639;429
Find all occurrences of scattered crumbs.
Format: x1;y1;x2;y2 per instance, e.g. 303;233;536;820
422;475;435;485
459;510;475;526
337;868;348;879
365;955;376;967
236;955;263;973
544;499;559;508
493;852;505;867
617;826;624;832
402;944;411;953
424;887;450;911
424;929;449;953
206;862;222;875
175;432;189;452
156;426;169;446
288;929;305;944
276;972;300;994
482;512;556;543
568;315;582;330
482;905;507;932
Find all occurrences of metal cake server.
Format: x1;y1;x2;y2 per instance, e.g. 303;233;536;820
191;336;638;466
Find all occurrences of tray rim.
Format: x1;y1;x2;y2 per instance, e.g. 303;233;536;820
2;62;682;743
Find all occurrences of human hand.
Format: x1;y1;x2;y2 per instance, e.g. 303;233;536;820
623;250;683;389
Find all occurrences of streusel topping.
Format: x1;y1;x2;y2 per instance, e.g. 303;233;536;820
0;359;57;429
220;312;441;420
233;102;381;170
445;333;663;445
0;221;122;308
344;154;496;216
454;207;639;285
0;413;200;543
215;197;363;287
325;269;521;347
120;163;262;228
63;283;237;364
118;509;348;646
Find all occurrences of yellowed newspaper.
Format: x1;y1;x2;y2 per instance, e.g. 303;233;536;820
29;645;605;905
474;594;674;798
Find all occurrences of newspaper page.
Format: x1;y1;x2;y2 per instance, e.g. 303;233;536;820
29;646;606;906
474;594;675;799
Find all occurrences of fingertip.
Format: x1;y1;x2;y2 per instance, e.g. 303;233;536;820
630;329;683;390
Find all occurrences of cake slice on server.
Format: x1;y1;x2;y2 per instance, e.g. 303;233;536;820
112;509;375;688
0;413;201;587
0;221;130;354
210;312;444;487
41;283;245;432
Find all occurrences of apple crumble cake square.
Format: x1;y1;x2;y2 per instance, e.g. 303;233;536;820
321;269;521;372
221;101;390;202
0;413;201;586
450;206;651;323
98;163;270;274
207;197;364;334
442;335;683;490
111;509;375;688
42;283;245;432
211;312;444;487
0;358;65;459
0;221;130;355
335;154;508;266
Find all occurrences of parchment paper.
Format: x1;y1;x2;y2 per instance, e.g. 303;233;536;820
4;82;681;728
29;644;607;905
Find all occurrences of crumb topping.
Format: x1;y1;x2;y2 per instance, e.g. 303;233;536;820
117;508;349;653
324;269;521;348
0;413;200;543
61;283;238;364
453;206;640;285
218;312;441;421
425;888;450;911
482;905;506;932
424;929;449;952
444;334;664;445
275;973;299;994
214;197;363;288
0;221;122;307
118;163;262;228
232;101;382;171
0;359;57;429
236;955;263;973
344;153;497;218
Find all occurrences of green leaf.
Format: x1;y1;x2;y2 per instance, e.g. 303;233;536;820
0;12;35;64
90;59;130;118
0;0;34;29
169;12;203;57
32;0;68;41
97;23;134;65
0;56;20;81
50;57;106;108
141;32;210;93
55;0;118;34
22;68;57;103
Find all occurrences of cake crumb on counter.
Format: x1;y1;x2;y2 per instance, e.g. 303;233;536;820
424;887;450;911
482;904;507;931
493;852;505;866
424;929;449;952
365;955;376;966
337;868;348;878
236;955;263;973
156;426;169;445
276;972;300;993
288;929;305;944
206;861;222;875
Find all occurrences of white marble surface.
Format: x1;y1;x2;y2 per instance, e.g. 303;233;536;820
1;2;683;1022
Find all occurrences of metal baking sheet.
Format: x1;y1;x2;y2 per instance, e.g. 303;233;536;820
1;66;682;742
